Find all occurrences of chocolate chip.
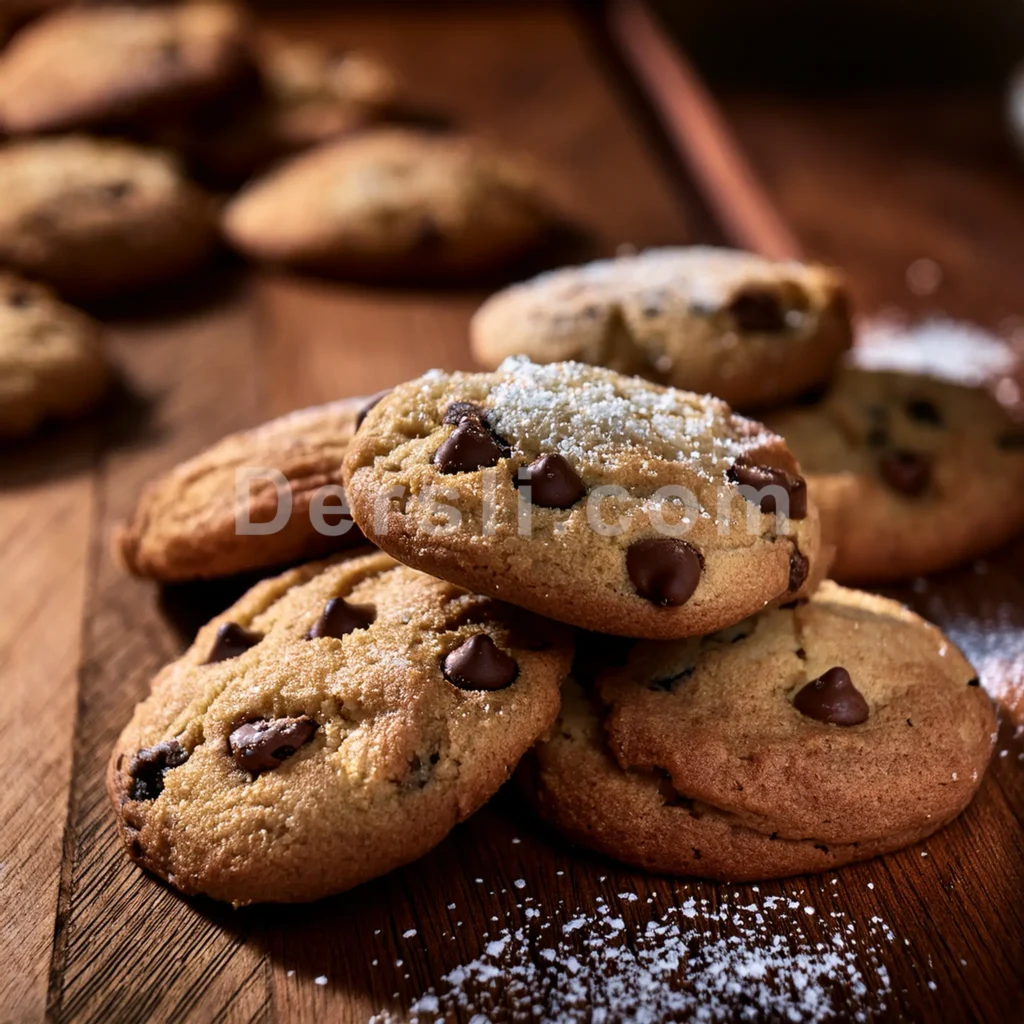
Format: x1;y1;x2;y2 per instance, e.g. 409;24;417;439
103;180;132;200
878;450;930;496
415;216;443;249
355;388;392;429
626;538;703;607
789;546;809;592
229;717;317;775
793;666;869;726
306;597;376;639
727;459;807;519
205;622;262;664
905;398;943;427
442;401;486;426
433;416;509;473
727;287;786;332
996;431;1024;451
128;740;188;801
442;633;518;690
967;677;980;687
518;453;586;509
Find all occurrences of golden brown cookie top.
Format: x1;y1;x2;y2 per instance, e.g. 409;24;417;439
116;397;367;582
343;358;821;639
108;549;571;905
0;2;249;133
764;350;1024;583
471;246;851;409
597;581;995;845
0;135;216;296
221;127;552;278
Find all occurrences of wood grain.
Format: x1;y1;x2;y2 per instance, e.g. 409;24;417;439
0;4;1018;1023
0;431;95;1024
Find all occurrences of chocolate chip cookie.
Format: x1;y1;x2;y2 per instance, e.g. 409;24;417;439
763;345;1024;584
470;247;852;410
0;136;217;299
520;581;995;880
0;272;110;438
343;358;821;639
220;128;553;281
0;2;248;134
116;397;369;583
108;549;571;905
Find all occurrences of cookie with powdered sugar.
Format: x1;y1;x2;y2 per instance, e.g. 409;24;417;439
470;246;851;410
343;358;821;639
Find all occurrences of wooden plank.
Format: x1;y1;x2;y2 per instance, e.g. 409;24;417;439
47;279;272;1024
0;431;95;1023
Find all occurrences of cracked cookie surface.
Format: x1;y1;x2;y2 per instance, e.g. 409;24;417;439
763;347;1024;583
520;581;995;880
0;272;109;438
221;127;553;281
470;247;851;410
108;549;571;905
116;396;366;582
343;357;821;639
0;136;216;299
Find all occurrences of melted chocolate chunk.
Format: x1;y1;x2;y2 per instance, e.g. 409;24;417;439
878;450;930;496
442;633;518;690
789;546;809;592
519;453;586;509
307;597;376;639
355;388;392;429
905;398;943;427
229;717;317;774
727;287;787;332
205;622;262;664
626;538;703;607
793;666;869;726
728;459;807;519
433;413;509;473
128;740;188;801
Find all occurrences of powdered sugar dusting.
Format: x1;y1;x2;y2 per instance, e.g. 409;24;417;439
487;357;768;475
373;890;894;1023
854;317;1021;391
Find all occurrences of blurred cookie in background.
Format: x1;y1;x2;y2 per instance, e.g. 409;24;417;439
220;128;556;282
471;247;852;410
0;2;249;134
161;32;402;185
0;272;110;439
763;326;1024;583
0;135;217;299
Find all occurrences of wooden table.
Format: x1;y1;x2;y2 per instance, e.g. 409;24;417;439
2;4;1023;1022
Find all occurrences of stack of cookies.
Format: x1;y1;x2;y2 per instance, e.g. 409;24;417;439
109;325;998;905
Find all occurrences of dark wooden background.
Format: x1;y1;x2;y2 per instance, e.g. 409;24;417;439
1;4;1023;1022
